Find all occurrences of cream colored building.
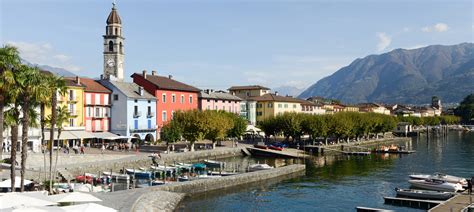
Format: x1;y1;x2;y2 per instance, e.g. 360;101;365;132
251;93;303;124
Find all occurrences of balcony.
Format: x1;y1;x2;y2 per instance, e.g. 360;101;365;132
133;111;142;118
147;112;155;118
129;126;156;133
68;96;77;102
92;113;107;119
69;110;79;116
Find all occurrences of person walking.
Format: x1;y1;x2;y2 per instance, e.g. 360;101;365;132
80;145;85;154
101;144;105;154
470;177;474;195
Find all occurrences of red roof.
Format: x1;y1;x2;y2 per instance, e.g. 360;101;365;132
132;73;200;93
66;77;111;93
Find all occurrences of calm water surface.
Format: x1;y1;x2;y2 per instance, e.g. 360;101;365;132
178;132;474;212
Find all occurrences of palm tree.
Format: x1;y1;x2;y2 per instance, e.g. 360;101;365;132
16;65;42;191
50;105;71;181
3;97;21;192
0;45;21;159
45;75;66;193
37;72;55;182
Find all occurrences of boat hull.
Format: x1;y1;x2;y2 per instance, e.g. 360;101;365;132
408;180;463;192
395;188;454;200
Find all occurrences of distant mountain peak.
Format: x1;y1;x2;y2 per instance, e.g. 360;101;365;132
22;59;77;77
299;43;474;104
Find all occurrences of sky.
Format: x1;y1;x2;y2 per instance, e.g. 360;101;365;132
0;0;472;91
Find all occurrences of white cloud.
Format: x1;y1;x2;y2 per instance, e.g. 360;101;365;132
376;32;391;52
5;41;81;72
421;23;449;32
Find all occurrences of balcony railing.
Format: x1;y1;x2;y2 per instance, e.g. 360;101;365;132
133;111;142;118
129;126;156;133
147;112;155;118
69;110;79;116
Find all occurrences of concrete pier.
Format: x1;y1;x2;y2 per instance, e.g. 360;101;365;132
429;194;473;212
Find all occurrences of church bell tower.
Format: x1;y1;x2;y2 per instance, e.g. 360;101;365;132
103;2;124;81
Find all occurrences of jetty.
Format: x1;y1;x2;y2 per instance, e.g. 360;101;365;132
429;194;473;212
383;196;443;210
246;147;307;158
305;145;370;156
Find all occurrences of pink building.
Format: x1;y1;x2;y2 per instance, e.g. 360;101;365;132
198;89;242;114
80;78;112;132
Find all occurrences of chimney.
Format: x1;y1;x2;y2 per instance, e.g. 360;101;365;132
138;86;144;96
275;91;279;96
100;74;104;80
75;76;80;85
142;70;147;79
168;75;173;79
152;70;157;76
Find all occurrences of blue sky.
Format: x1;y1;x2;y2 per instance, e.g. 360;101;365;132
1;0;472;90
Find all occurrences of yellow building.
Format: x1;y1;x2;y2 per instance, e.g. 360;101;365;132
228;85;270;99
251;93;302;124
343;105;360;112
45;77;85;129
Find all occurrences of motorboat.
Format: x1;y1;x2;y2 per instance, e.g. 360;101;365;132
178;175;189;182
204;159;226;168
150;165;177;172
208;171;239;176
102;171;130;181
408;179;464;192
409;173;467;186
248;164;274;172
125;169;152;179
395;188;454;200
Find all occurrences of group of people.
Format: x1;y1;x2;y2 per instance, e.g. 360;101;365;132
1;141;12;152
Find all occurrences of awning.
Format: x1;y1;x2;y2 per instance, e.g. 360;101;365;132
69;130;95;139
93;132;120;140
43;131;78;140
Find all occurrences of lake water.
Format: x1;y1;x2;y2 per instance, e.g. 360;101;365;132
178;132;474;212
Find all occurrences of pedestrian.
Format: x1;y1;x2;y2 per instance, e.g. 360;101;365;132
470;177;474;195
101;144;105;154
80;145;85;154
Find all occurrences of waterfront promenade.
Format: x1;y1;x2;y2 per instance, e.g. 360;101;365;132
429;193;473;212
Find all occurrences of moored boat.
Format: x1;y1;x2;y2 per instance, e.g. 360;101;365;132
408;179;464;192
254;144;268;150
267;145;283;151
125;168;152;179
395;188;454;200
248;163;274;172
204;159;226;168
208;171;239;176
409;173;467;186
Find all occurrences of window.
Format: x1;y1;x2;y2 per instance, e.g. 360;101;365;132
162;111;167;122
207;99;210;102
293;104;297;109
147;106;151;116
147;120;151;129
172;94;176;103
104;94;109;105
189;95;193;104
95;108;100;117
108;41;114;52
134;99;138;103
113;94;118;101
115;28;118;35
268;103;272;108
86;107;91;117
86;94;91;104
148;100;151;103
119;42;123;53
134;105;138;116
69;90;74;100
134;120;138;129
284;104;288;108
69;118;74;127
207;105;210;110
257;112;262;116
162;94;166;103
180;95;184;103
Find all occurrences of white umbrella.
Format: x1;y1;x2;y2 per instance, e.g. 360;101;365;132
61;203;116;212
50;192;102;203
0;177;33;188
0;193;58;209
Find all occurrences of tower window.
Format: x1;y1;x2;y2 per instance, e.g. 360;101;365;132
120;42;123;54
115;28;118;35
108;41;114;52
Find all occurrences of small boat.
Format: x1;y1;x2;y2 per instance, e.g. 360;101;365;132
248;164;274;172
151;180;166;186
150;165;177;172
408;179;464;192
395;188;454;200
267;145;283;151
178;176;189;182
253;144;268;150
102;171;130;181
125;168;152;179
208;171;239;176
409;173;467;186
204;159;226;168
195;174;222;179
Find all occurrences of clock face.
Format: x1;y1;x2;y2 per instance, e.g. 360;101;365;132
107;59;115;67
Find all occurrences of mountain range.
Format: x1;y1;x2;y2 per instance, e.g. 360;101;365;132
272;86;303;97
22;59;76;77
299;43;474;104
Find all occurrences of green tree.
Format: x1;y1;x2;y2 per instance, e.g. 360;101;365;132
0;45;20;159
278;113;304;141
161;121;182;153
455;94;474;124
47;105;71;182
259;117;280;141
225;113;247;147
204;111;233;148
173;110;207;151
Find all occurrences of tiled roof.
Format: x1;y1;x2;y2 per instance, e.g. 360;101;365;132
249;93;303;103
100;80;156;100
76;77;111;93
228;85;270;91
132;73;200;92
64;78;85;88
199;91;242;101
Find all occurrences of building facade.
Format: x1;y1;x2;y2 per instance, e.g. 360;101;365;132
198;89;241;114
99;80;157;142
251;93;302;124
80;78;112;132
228;85;270;125
132;71;200;136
